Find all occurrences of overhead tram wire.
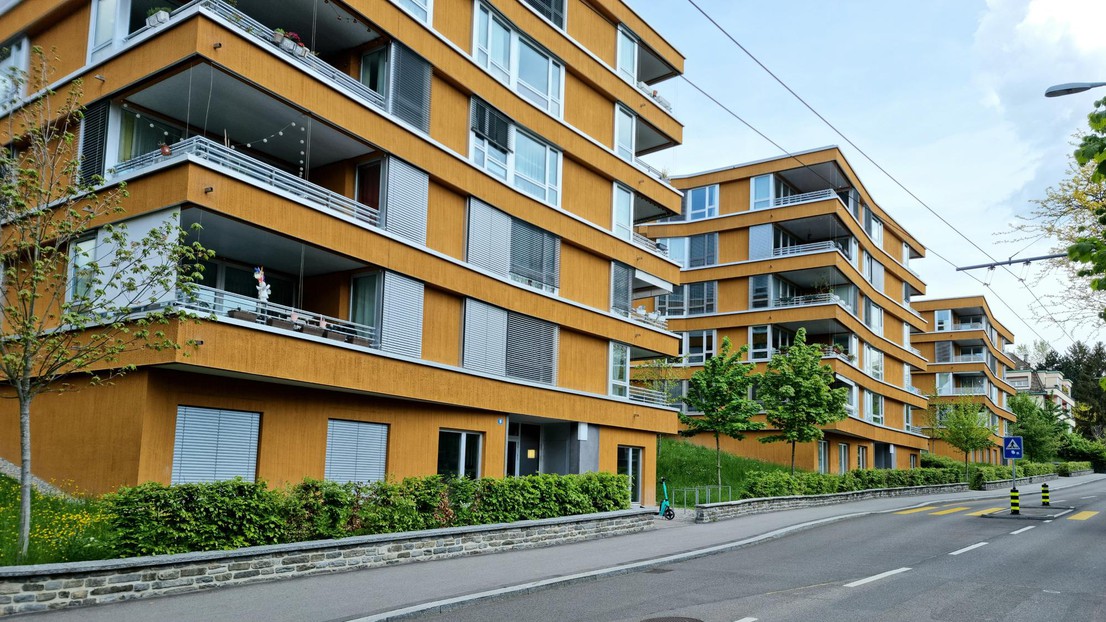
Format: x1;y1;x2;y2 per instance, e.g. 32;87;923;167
682;0;1076;343
678;73;1053;345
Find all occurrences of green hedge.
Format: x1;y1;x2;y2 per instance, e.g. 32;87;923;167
1055;461;1093;476
741;468;961;499
1058;434;1106;472
919;453;963;470
105;472;630;558
968;462;1056;489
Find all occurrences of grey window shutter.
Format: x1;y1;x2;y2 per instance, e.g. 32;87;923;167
470;98;512;152
463;299;508;375
171;406;260;484
380;271;424;358
751;275;769;308
749;224;773;260
705;233;717;266
325;419;388;484
80;100;110;183
384;157;428;245
935;341;952;363
467;199;511;277
510;218;559;289
388;42;431;133
523;0;564;27
610;262;632;314
506;312;558;384
688;233;717;267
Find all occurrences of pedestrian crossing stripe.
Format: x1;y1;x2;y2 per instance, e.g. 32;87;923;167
930;506;971;515
966;507;1005;516
1067;511;1099;521
894;506;938;514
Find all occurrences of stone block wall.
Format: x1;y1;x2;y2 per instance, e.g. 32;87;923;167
979;473;1058;490
694;483;970;523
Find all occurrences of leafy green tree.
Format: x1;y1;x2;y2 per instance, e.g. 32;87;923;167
931;399;996;482
756;328;848;475
679;337;763;488
1008;393;1064;462
1068;97;1106;336
634;354;683;406
1051;341;1106;439
1;50;209;561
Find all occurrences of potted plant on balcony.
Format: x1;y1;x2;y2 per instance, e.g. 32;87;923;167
272;28;287;45
146;7;171;28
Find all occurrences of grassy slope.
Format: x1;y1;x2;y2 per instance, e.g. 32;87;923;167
0;474;112;565
656;436;791;506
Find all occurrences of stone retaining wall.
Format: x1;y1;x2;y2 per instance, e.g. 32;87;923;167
1063;469;1094;477
694;483;969;523
0;509;654;617
979;473;1058;490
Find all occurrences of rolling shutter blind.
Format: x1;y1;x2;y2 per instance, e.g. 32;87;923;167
467;199;512;277
79;100;109;183
688;233;717;267
463;299;508;375
171;406;260;484
935;341;952;363
523;0;564;27
325;419;388;484
380;271;424;358
510;219;559;289
388;42;431;133
610;262;632;314
384;157;428;245
506;312;558;384
470;98;512;152
749;224;773;260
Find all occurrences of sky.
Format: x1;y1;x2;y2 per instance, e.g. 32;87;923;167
627;0;1106;353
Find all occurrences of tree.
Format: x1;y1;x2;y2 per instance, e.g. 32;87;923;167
756;328;848;475
1012;339;1057;370
1068;97;1106;333
930;399;996;482
1008;393;1064;462
1051;341;1106;439
679;337;763;488
1;49;208;560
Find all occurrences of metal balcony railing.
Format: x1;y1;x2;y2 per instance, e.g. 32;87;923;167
628;306;668;329
905;424;924;435
772;188;836;208
908;345;922;357
906;385;923;396
632;231;669;257
937;386;986;396
112;136;381;226
772;240;845;257
635;81;673;113
953;322;985;331
949;353;986;364
771;293;844;309
634;158;668;183
172;284;376;345
629;385;670;407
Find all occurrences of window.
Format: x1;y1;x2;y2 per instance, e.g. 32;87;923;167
610;342;630;397
862;252;885;291
610;261;633;316
325;420;388;484
0;36;28;103
864;208;883;246
681;330;715;365
935;309;951;331
397;0;432;23
360;46;389;99
661;234;717;269
523;0;565;28
904;405;913;431
616;26;637;83
89;0;123;62
750;325;793;361
438;430;481;478
752;174;772;210
617;446;643;504
857;445;868;469
750;275;770;308
68;234;98;302
910;453;917;469
864;298;883;335
612;184;634;240
469;199;562;292
117;110;184;163
864;345;884;380
685;185;718;220
818;441;829;474
463;299;559;384
475;4;564;116
656;282;715;317
615;105;635;160
470;99;561;205
838;443;849;474
865;391;884;425
171;406;260;484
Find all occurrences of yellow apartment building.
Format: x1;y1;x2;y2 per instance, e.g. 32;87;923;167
0;0;688;505
911;296;1017;464
636;147;931;473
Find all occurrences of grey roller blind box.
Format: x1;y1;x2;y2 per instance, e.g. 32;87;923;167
384;157;428;245
171;406;260;484
935;341;952;363
510;218;559;290
325;419;388;484
467;199;512;277
470;98;512;153
79;100;109;183
610;262;632;314
688;233;717;267
380;271;424;358
523;0;564;27
463;299;508;376
388;42;431;133
749;224;773;260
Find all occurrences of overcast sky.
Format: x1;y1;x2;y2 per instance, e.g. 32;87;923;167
628;0;1106;353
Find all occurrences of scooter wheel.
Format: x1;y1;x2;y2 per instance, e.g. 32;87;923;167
664;507;675;520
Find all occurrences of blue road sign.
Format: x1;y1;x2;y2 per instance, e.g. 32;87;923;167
1003;436;1024;460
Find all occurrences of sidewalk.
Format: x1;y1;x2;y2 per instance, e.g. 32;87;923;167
32;473;1106;622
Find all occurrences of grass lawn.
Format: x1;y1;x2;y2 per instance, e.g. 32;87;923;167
656;436;792;507
0;474;113;566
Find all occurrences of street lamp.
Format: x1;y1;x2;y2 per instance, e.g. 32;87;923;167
1044;82;1106;98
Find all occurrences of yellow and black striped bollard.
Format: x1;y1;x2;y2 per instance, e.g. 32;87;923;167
1010;487;1020;515
1042;483;1050;507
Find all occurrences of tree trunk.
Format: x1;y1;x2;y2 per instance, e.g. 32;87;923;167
964;451;970;484
715;433;721;489
18;395;31;562
790;441;796;476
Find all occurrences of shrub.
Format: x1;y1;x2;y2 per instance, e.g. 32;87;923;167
741;468;961;499
281;478;354;542
1058;434;1106;472
1055;461;1092;476
105;479;285;557
920;453;962;470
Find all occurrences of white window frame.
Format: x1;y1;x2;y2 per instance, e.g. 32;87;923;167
680;329;716;365
858;445;868;469
609;341;630;397
67;233;98;303
171;406;260;484
396;0;433;24
838;443;849;474
470;118;562;207
438;429;482;478
935;309;952;331
864;298;884;335
612;183;634;241
474;3;564;117
818;441;829;474
614;104;636;161
751;174;773;210
616;25;638;84
0;35;28;104
865;390;884;425
864;344;884;380
88;0;131;64
750;325;770;361
685;185;718;221
325;419;389;484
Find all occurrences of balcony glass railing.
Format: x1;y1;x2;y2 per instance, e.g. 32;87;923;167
635;81;674;113
630;385;670;407
771;292;846;309
633;231;669;257
953;322;985;331
905;424;924;434
628;306;668;330
112;136;380;226
937;386;986;396
171;284;376;346
772;240;846;258
772;188;836;208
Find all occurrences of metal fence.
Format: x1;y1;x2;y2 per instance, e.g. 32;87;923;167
671;485;734;508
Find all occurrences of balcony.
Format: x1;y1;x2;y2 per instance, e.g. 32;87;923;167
906;385;923;396
937;353;986;364
635;82;673;113
630;385;670;407
771;292;846;310
937;386;986;396
772;240;847;258
633;231;669;257
952;322;985;331
628;306;668;330
905;424;924;435
773;188;837;208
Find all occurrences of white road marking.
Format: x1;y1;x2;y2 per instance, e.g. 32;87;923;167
734;618;758;622
1080;495;1097;499
1044;520;1053;523
844;567;912;587
949;542;988;556
1010;526;1036;535
1044;590;1061;594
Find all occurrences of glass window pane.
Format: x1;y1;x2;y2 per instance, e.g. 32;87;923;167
463;433;481;478
351;273;379;327
437;431;461;477
92;0;118;48
360;48;388;96
518;41;549;95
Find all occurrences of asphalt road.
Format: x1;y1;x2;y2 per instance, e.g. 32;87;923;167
419;480;1106;622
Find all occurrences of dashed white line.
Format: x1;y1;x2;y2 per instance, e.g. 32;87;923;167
1080;496;1097;499
844;567;912;587
1010;526;1036;535
949;542;988;556
734;618;758;622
